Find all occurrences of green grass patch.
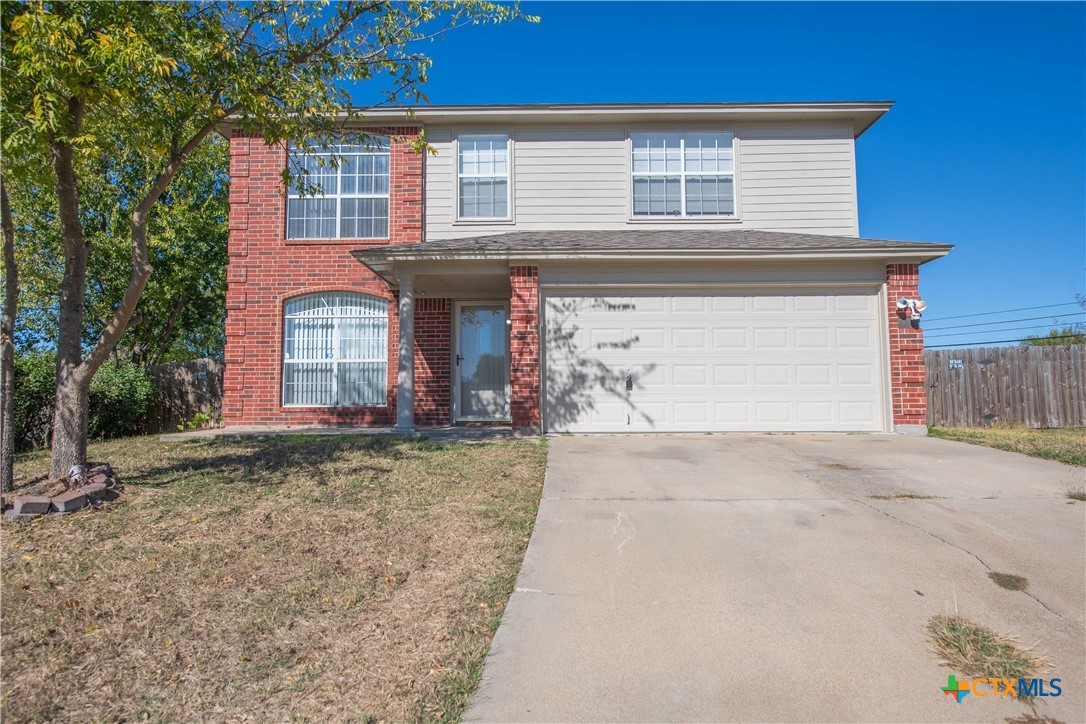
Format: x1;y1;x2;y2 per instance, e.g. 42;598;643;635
930;426;1086;466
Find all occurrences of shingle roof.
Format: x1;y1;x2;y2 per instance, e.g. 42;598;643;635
353;230;952;260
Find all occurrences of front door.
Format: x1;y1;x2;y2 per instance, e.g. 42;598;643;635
455;304;510;421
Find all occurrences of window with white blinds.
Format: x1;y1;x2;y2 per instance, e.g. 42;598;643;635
282;293;388;407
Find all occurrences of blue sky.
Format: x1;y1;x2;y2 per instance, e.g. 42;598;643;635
367;2;1085;347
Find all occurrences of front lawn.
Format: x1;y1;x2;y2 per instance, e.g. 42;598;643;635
930;426;1086;466
1;434;546;722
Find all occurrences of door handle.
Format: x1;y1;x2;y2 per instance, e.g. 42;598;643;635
456;354;464;366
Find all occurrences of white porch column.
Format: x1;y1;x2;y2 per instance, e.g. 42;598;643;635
394;274;416;432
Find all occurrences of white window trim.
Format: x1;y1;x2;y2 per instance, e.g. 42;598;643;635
454;132;514;224
281;293;389;408
285;138;391;240
626;130;740;222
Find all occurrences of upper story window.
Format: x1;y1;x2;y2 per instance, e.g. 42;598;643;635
631;132;735;217
458;134;510;220
286;137;390;239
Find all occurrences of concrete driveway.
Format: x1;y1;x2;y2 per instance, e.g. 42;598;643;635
465;434;1086;723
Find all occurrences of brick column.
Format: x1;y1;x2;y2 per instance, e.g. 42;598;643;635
887;263;927;434
510;266;541;432
414;298;452;426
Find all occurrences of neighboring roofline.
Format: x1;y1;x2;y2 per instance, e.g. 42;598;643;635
352;245;951;286
222;100;895;138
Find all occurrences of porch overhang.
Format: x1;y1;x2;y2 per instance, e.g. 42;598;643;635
351;230;952;288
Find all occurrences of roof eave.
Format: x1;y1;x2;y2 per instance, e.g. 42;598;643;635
222;100;895;139
352;246;951;286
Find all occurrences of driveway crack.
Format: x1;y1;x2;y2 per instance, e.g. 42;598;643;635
852;497;1064;620
611;512;635;553
513;587;573;597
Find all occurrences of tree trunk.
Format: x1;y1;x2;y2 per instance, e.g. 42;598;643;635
50;110;93;479
52;366;90;478
1;178;17;492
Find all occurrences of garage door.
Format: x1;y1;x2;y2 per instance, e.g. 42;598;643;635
543;288;885;433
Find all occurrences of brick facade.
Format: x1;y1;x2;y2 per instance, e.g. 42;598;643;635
414;297;453;426
509;266;541;431
222;131;928;434
222;129;428;426
886;263;927;429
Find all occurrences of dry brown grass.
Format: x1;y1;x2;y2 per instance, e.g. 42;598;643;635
2;434;547;722
930;426;1086;466
927;614;1049;701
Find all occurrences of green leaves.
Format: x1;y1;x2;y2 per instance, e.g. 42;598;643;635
0;0;532;381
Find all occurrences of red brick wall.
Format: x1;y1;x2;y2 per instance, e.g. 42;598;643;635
414;297;452;426
222;129;428;426
510;266;541;430
886;263;926;428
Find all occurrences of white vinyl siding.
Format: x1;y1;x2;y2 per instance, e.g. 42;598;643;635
457;134;510;220
424;124;857;238
282;293;388;407
631;132;735;217
286;138;390;239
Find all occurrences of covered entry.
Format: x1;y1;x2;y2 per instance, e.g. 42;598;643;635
543;287;886;433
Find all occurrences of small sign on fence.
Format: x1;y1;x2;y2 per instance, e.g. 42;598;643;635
947;359;964;370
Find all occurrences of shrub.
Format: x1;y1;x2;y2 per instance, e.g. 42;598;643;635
13;352;155;450
13;353;56;450
89;362;154;440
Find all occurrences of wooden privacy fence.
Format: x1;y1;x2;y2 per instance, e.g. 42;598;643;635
145;358;224;433
924;345;1086;428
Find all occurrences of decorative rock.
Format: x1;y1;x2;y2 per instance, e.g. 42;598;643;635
82;482;109;501
13;495;52;515
4;509;39;523
51;490;88;513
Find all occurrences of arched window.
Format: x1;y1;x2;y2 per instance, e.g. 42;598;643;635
282;292;388;407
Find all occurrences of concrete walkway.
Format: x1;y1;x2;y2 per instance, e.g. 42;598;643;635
466;434;1086;723
160;424;524;444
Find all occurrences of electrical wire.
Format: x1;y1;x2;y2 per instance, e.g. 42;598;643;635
923;313;1084;332
925;322;1084;339
925;334;1083;349
919;302;1081;323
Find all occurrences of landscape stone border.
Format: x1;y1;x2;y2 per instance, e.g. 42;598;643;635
3;466;118;524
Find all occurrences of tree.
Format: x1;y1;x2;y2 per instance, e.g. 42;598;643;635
1;177;16;492
1;1;532;479
10;137;229;364
1021;326;1086;347
1021;296;1086;347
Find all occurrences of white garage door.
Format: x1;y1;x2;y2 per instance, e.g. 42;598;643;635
543;288;885;433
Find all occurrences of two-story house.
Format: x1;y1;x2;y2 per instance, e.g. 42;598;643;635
222;101;950;435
